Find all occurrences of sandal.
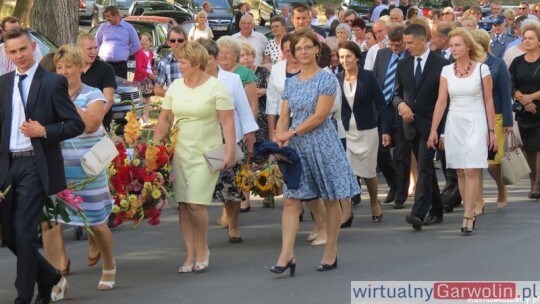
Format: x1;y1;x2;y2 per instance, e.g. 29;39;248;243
178;262;195;273
87;252;101;267
194;251;210;273
51;277;68;302
97;266;116;291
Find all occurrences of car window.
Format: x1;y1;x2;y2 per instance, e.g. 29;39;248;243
193;0;230;9
419;0;453;8
30;31;57;55
140;2;175;11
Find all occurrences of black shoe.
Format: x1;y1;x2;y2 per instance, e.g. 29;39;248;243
317;257;338;271
229;235;243;243
371;201;383;223
461;217;476;235
393;201;405;209
351;194;361;206
270;258;296;276
340;212;354;228
383;188;395;204
35;270;62;304
240;204;251;213
405;214;423;231
442;204;454;213
34;294;50;304
423;215;443;225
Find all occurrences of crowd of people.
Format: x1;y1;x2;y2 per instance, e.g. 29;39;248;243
0;1;540;303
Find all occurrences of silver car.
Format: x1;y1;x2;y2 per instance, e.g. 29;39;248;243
79;0;95;21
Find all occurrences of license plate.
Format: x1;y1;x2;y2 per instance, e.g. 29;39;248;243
212;26;227;31
127;60;135;69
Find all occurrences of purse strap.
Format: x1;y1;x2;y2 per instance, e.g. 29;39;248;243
479;63;491;137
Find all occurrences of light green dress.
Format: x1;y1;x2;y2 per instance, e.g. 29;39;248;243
163;77;234;205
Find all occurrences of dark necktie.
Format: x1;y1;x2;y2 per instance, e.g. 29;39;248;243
18;74;27;106
414;58;422;88
382;55;399;104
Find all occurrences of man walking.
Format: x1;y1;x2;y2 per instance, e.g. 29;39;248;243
393;24;447;230
0;28;84;304
96;6;141;78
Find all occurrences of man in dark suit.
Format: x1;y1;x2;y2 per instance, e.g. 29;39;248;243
0;28;85;304
373;24;411;209
393;24;448;230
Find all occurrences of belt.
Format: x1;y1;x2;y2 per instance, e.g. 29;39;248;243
10;150;35;158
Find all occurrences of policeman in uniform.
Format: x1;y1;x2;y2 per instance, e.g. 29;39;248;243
490;15;516;58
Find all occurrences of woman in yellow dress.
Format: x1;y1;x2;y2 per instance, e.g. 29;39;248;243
153;41;236;273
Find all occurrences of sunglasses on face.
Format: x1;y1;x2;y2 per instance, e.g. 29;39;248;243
169;39;185;43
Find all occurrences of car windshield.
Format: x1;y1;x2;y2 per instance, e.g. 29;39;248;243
30;31;57;55
139;2;174;11
349;0;368;6
277;0;310;9
116;0;136;9
193;0;230;9
420;0;453;8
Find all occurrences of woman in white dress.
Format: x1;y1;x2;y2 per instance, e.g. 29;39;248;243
428;28;497;235
188;11;214;41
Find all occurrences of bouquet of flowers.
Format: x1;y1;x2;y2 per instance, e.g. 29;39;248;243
43;185;93;235
236;162;283;206
108;109;177;228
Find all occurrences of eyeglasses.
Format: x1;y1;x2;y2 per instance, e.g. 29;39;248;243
169;39;185;43
518;7;527;10
294;45;315;53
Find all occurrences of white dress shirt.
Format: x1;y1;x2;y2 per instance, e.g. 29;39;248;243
217;68;259;142
232;31;268;66
10;61;39;152
414;48;430;74
266;59;287;116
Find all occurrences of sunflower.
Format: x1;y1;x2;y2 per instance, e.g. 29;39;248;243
256;171;272;192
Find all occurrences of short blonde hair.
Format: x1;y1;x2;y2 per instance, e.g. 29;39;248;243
76;32;96;47
174;41;209;71
54;44;83;68
503;8;516;20
461;16;478;28
471;29;491;52
196;11;207;24
216;35;241;61
448;27;486;62
522;22;540;41
240;42;256;57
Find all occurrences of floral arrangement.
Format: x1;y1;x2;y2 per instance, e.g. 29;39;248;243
108;109;177;228
236;162;283;206
43;186;93;235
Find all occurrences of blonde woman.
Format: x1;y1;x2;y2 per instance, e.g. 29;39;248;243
42;45;117;300
428;28;497;235
442;7;456;23
188;11;214;41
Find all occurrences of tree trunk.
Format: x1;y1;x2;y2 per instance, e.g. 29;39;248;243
30;0;79;46
12;0;32;25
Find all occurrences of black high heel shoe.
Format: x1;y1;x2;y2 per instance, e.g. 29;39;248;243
240;204;251;213
317;257;338;271
341;212;354;228
461;217;476;235
270;258;296;276
372;201;383;223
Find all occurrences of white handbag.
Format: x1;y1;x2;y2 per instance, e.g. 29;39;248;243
71;134;119;177
501;133;531;185
203;144;244;172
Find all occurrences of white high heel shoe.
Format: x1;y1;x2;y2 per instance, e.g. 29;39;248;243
51;277;68;302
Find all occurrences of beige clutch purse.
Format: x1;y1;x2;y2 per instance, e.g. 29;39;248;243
203;144;244;172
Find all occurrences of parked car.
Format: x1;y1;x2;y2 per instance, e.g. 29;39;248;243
258;0;315;26
90;17;174;73
80;0;95;22
341;0;370;22
29;29;144;134
92;0;137;26
187;0;235;38
128;0;194;24
418;0;459;18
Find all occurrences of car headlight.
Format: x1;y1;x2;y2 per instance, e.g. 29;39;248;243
114;93;121;104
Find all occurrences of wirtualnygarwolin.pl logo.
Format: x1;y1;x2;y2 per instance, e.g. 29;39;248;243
351;281;540;303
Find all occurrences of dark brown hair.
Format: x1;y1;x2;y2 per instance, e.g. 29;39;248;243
290;29;321;58
317;42;331;68
104;6;119;16
1;16;20;29
338;41;362;60
3;27;32;42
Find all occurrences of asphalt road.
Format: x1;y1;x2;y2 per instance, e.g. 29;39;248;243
0;170;538;304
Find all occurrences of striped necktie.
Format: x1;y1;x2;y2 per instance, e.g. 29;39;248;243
382;54;399;104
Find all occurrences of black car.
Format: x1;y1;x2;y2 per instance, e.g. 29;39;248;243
128;0;194;24
258;0;315;26
30;29;144;134
341;0;370;21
